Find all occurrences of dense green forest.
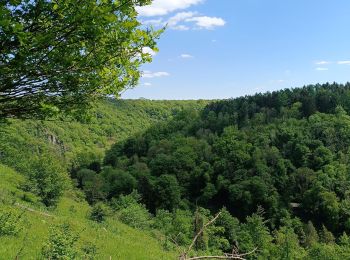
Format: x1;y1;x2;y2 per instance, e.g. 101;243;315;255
3;84;350;259
77;83;350;258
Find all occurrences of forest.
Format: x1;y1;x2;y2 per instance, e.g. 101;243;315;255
3;83;350;259
77;83;350;258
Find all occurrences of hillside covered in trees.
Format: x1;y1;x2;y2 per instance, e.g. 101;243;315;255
0;99;208;258
76;83;350;258
3;84;350;259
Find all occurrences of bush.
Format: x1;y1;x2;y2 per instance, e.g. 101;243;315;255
81;241;98;259
112;192;152;229
0;208;23;236
118;203;152;229
89;202;110;223
153;209;193;246
41;223;79;260
101;167;137;199
25;157;69;207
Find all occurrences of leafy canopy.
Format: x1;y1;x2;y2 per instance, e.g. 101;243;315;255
0;0;161;119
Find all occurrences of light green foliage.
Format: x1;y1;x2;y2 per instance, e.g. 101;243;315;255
25;157;69;207
0;0;161;119
81;242;98;260
153;209;193;247
304;221;319;248
0;208;23;236
273;227;305;259
41;223;79;260
237;213;273;258
306;243;340;260
319;225;335;244
112;192;152;229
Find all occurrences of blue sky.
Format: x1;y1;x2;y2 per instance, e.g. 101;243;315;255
122;0;350;100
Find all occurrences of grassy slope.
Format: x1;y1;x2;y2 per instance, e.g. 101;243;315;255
0;164;177;259
0;99;209;259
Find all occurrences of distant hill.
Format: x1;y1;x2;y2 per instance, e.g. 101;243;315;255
0;98;209;177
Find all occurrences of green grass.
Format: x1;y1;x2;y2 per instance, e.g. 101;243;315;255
0;164;177;259
0;100;208;259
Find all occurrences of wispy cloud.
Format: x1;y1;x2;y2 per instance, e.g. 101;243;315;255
141;18;164;27
142;11;226;31
186;16;226;29
313;60;350;66
142;71;170;78
139;1;226;31
172;24;190;31
143;82;152;86
315;61;331;65
168;11;196;26
180;54;193;58
315;67;329;71
136;0;203;17
337;60;350;65
270;79;286;84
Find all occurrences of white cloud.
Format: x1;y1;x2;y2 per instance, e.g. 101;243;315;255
143;11;226;31
143;82;152;86
316;67;329;71
315;61;331;65
142;71;170;78
171;25;190;30
270;79;286;84
136;0;203;17
180;54;193;58
186;16;226;29
338;60;350;65
168;11;196;26
142;47;157;56
141;18;164;27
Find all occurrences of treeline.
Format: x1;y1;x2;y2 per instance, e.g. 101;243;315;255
203;82;350;129
74;83;350;258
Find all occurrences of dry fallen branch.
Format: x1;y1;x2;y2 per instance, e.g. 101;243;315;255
183;247;258;260
179;210;257;260
187;211;222;254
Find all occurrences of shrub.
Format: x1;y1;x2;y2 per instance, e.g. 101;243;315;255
41;223;79;260
89;202;110;223
112;191;152;229
0;208;23;236
25;157;69;207
118;203;152;229
81;241;98;259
